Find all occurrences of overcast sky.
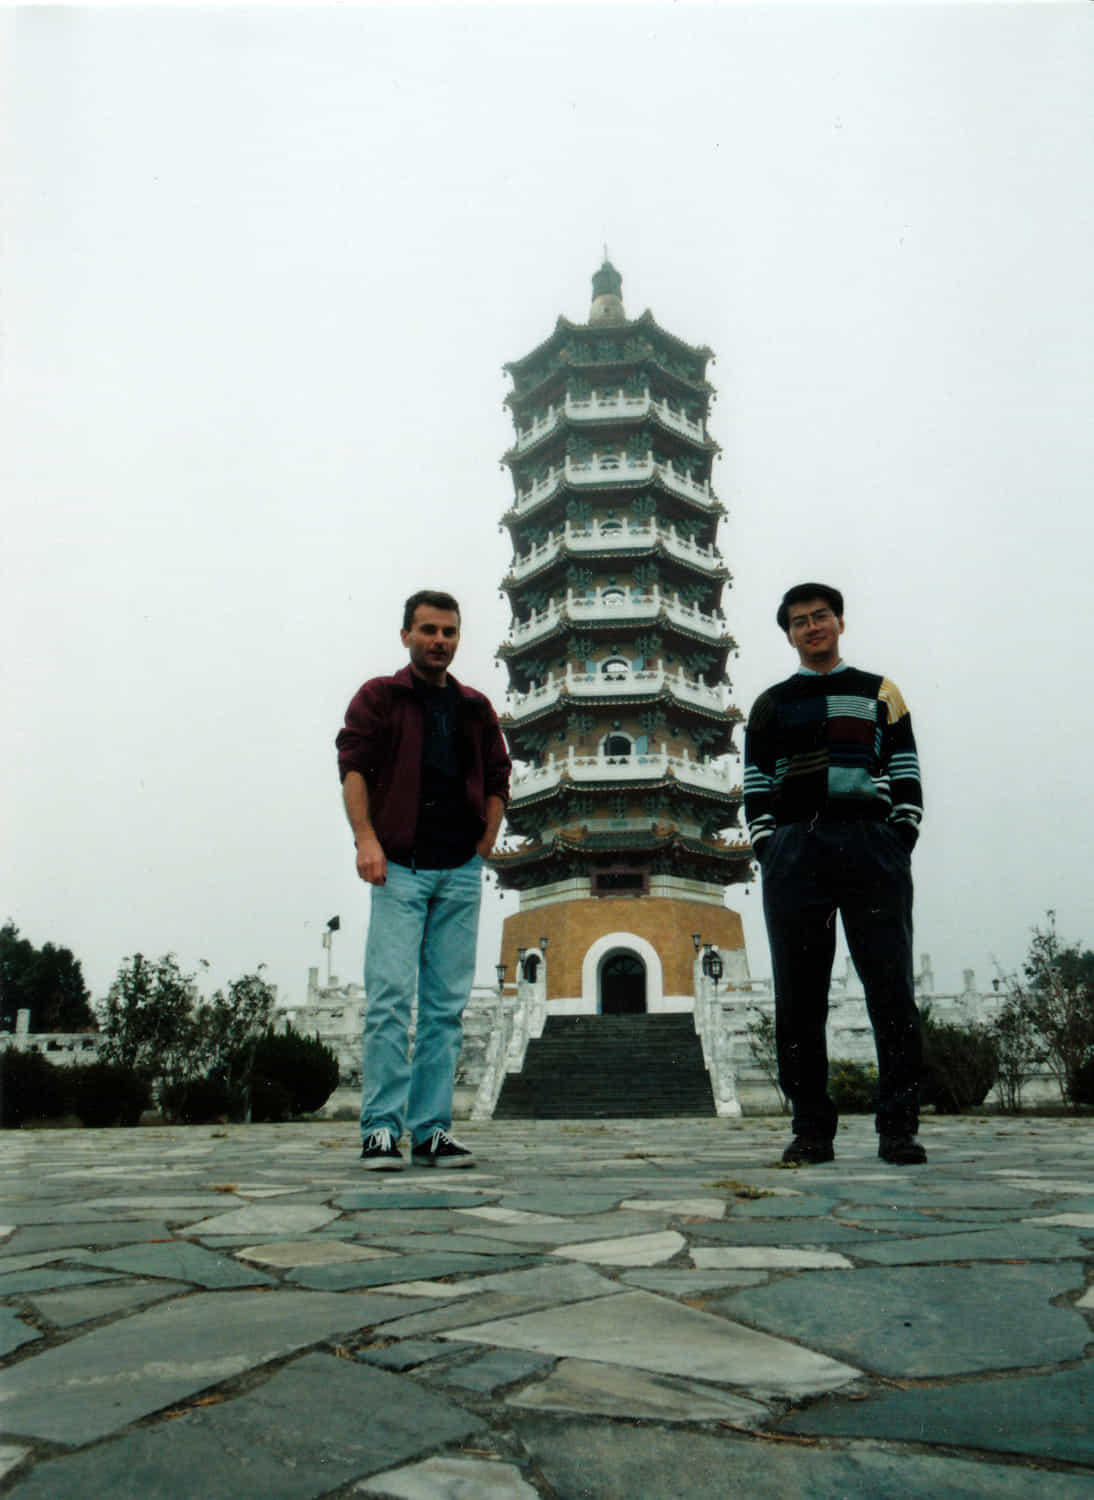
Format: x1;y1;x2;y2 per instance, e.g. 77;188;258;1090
3;2;1093;1017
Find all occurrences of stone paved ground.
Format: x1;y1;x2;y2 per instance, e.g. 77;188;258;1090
1;1115;1092;1498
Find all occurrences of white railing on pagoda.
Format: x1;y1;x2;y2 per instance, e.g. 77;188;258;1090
512;452;717;516
513;391;705;454
506;586;728;648
504;664;724;721
514;407;564;452
504;520;723;585
508;746;738;799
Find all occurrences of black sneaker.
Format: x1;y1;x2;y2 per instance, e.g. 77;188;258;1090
411;1128;476;1169
878;1133;927;1165
782;1135;835;1165
360;1128;404;1171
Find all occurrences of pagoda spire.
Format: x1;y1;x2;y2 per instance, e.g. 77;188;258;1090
589;256;625;326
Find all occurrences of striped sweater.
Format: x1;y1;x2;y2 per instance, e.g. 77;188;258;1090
744;663;923;855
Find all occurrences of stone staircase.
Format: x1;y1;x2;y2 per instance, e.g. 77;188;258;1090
493;1013;716;1119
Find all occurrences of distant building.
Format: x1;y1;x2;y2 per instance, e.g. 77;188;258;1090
0;1010;102;1065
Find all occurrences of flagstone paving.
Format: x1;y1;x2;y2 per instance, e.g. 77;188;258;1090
0;1116;1091;1497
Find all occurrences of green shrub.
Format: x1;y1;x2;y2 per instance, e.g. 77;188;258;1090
159;1075;241;1125
249;1029;339;1120
1;1048;69;1126
249;1075;295;1123
921;1014;998;1113
828;1059;878;1113
1068;1050;1094;1108
66;1061;152;1126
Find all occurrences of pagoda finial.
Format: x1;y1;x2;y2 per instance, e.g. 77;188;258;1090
589;255;625;326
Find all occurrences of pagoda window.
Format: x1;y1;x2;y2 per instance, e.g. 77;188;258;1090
604;734;632;759
601;588;626;607
601;658;630;681
599;517;624;535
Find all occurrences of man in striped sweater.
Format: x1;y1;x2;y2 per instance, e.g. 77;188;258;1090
744;583;926;1166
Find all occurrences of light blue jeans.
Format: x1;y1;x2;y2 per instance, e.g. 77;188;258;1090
360;854;482;1146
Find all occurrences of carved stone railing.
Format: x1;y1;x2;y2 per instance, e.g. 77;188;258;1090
692;959;742;1118
505;586;728;649
503;664;724;722
509;745;740;801
504;520;723;585
470;979;547;1120
511;452;719;517
513;392;705;453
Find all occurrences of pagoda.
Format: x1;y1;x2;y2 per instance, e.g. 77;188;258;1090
492;261;752;1018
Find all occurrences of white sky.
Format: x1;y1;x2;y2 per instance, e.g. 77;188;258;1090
3;3;1093;1014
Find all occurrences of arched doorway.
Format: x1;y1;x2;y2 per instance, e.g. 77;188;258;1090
599;950;647;1015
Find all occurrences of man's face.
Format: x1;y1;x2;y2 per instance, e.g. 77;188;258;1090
786;596;844;671
402;605;461;682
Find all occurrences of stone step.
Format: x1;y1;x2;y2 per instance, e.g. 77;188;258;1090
494;1012;715;1119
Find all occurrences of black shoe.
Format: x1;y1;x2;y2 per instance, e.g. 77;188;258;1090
878;1133;927;1165
411;1128;476;1169
782;1135;835;1165
360;1127;404;1171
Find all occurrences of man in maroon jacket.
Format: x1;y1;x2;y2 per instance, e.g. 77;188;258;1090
336;590;510;1170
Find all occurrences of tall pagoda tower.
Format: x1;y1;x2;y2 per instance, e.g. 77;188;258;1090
492;261;751;1018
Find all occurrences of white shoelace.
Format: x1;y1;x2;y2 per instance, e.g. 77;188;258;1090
366;1128;396;1152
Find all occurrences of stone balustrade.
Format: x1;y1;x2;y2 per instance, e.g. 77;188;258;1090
508;745;739;800
514;391;705;453
504;664;724;722
505;586;728;649
504;520;723;585
512;453;718;517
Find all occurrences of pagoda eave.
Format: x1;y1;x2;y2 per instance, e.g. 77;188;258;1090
504;309;713;381
506;777;743;815
503;545;728;593
500;477;725;530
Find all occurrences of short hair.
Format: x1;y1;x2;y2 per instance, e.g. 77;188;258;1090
403;590;461;631
776;583;844;632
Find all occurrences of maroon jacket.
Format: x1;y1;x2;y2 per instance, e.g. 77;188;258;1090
336;666;511;861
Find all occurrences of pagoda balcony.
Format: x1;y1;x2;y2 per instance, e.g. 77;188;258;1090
504;519;723;585
503;663;724;722
513;391;707;454
504;586;729;649
509;746;739;800
511;452;717;518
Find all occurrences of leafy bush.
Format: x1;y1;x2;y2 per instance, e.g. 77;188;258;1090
159;1075;241;1125
1068;1051;1094;1108
921;1013;998;1113
249;1075;295;1123
744;1010;788;1113
1;1048;69;1126
249;1029;339;1120
828;1059;878;1113
997;914;1094;1108
66;1061;152;1126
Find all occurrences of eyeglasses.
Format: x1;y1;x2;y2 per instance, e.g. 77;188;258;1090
789;608;835;629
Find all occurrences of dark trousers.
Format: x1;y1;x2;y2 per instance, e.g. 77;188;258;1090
761;821;921;1139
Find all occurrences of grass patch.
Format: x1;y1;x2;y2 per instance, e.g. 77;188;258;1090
709;1178;777;1199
